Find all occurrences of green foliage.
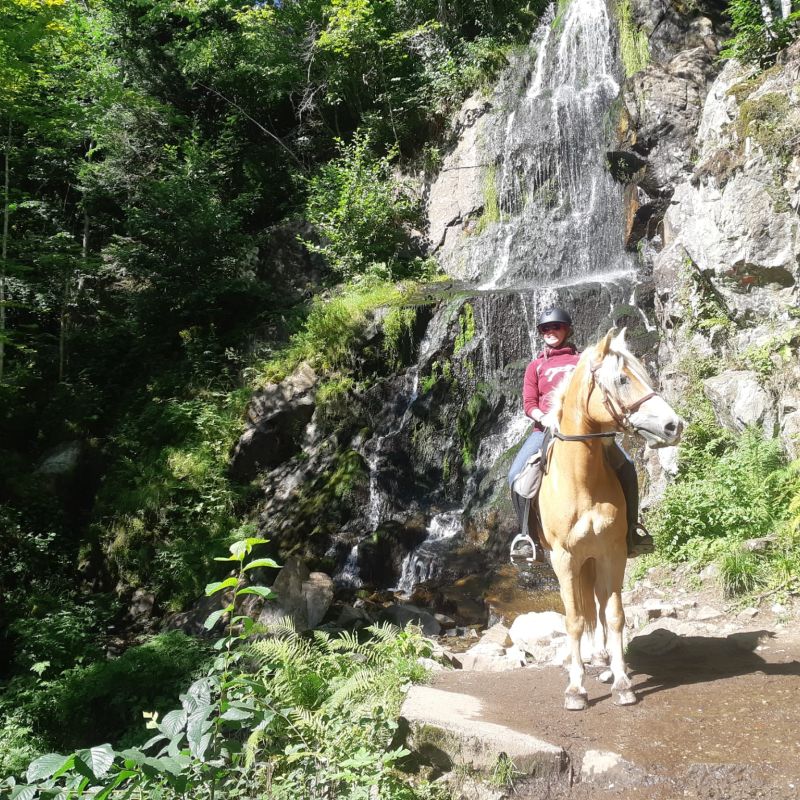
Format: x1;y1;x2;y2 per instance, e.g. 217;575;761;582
738;330;799;377
457;386;491;467
650;424;800;598
303;132;421;280
453;302;476;355
480;164;500;228
616;0;650;77
720;0;800;68
257;280;423;384
383;305;417;362
2;538;439;799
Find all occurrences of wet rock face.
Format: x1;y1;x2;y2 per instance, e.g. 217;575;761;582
230;363;318;482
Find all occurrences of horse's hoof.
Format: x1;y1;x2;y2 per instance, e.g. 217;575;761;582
613;689;637;706
564;691;588;711
597;669;613;684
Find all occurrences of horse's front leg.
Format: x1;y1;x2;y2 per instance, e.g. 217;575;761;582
597;557;635;705
551;549;589;711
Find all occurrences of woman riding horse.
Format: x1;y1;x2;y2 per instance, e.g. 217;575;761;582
539;329;683;708
508;307;650;562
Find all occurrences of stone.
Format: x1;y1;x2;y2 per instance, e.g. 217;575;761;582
303;572;334;628
382;603;442;637
229;363;318;481
780;410;800;458
703;370;776;435
458;642;520;672
418;657;446;672
426;95;492;259
401;685;567;776
337;604;374;627
742;537;776;554
643;598;677;620
35;441;83;476
508;612;567;656
689;605;724;622
580;749;647;785
128;589;156;624
480;623;512;648
258;556;311;630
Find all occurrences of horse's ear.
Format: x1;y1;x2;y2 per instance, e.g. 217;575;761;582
611;327;627;353
595;328;616;358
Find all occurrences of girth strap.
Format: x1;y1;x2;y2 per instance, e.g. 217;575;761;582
554;430;617;442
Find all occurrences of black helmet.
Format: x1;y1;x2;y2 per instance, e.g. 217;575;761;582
536;307;572;329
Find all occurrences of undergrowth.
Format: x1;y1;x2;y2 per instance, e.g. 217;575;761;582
648;426;800;599
1;538;442;799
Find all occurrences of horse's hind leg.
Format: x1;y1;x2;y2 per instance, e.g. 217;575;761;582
598;557;635;705
586;562;610;670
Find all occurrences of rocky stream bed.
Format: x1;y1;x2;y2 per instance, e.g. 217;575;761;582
398;561;800;800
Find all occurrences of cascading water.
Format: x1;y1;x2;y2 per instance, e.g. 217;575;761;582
343;0;656;594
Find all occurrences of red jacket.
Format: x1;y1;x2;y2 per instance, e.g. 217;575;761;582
523;344;580;424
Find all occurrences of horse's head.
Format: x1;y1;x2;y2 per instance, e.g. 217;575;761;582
581;328;683;447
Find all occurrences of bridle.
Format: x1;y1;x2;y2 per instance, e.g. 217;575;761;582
553;359;658;443
589;360;658;432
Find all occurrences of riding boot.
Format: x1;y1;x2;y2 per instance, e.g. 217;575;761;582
510;490;546;563
613;453;653;557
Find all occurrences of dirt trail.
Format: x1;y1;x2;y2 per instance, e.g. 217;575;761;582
431;568;800;799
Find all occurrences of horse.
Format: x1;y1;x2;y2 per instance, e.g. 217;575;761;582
538;328;683;710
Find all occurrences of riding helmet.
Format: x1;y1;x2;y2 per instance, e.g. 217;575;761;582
536;307;572;328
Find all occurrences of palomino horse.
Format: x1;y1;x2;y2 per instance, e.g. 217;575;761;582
539;329;683;710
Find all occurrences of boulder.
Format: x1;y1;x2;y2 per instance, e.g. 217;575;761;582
580;749;647;786
258;556;311;630
703;370;776;435
381;603;442;637
303;572;334;628
230;363;318;481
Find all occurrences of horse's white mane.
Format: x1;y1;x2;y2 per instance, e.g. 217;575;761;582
549;328;653;424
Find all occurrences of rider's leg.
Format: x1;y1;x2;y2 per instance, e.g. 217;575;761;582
509;430;545;559
610;445;653;556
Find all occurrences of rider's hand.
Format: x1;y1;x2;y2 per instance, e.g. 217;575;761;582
540;412;558;431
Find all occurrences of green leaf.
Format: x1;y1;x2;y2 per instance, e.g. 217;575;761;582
95;770;138;800
203;608;229;630
220;706;253;722
10;786;37;800
205;577;237;596
142;733;167;750
235;586;275;599
159;709;187;738
242;558;279;571
27;753;71;783
78;744;115;779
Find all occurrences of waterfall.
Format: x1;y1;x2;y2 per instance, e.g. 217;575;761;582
346;0;650;590
394;510;464;596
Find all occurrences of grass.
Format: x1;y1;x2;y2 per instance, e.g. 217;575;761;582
616;0;650;77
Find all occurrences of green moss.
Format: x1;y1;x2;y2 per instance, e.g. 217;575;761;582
481;164;500;227
454;303;476;355
737;92;799;161
616;0;650;77
382;305;417;362
256;281;422;384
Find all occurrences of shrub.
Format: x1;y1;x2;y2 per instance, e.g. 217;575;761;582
303;133;420;280
720;0;800;68
650;427;786;560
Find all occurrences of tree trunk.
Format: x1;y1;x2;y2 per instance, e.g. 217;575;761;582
1;119;10;385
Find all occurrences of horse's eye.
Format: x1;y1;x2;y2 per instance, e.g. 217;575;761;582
619;375;630;386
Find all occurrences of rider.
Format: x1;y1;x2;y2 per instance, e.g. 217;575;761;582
507;307;651;561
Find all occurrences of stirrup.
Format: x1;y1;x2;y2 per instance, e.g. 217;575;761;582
510;533;544;566
628;522;654;557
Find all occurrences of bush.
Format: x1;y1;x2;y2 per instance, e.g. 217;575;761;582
720;0;800;67
303;133;421;280
649;424;800;598
650;427;786;560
